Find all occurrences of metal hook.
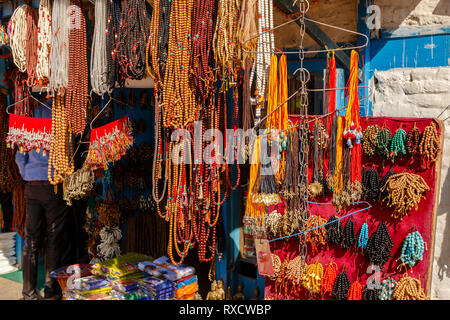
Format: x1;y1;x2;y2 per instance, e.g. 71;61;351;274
90;95;112;130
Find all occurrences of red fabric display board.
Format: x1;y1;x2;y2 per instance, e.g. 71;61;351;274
264;116;442;300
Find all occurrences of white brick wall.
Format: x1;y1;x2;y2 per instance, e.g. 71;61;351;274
373;66;450;299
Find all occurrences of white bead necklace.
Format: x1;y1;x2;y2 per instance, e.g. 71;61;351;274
9;5;29;73
90;0;109;97
49;0;70;94
36;0;52;84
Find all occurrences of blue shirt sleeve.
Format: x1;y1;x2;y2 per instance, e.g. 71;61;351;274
15;150;29;180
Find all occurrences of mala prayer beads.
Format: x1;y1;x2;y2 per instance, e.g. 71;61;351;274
270;254;281;281
332;271;350;300
363;286;381;300
325;215;342;245
392;274;427;300
381;172;430;220
362;167;381;201
48;94;74;185
321;262;338;297
365;221;393;267
305;215;327;255
357;222;369;249
347;278;363;300
398;229;426;269
362;125;380;156
375;128;392;158
302;259;324;295
342;218;356;251
390;127;407;161
418;121;440;170
285;255;306;295
406;125;421;156
380;277;397;300
275;257;290;296
380;170;396;198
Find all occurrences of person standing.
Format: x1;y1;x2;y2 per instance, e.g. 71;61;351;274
15;98;70;300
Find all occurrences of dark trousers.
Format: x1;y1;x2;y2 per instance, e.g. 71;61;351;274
22;182;70;300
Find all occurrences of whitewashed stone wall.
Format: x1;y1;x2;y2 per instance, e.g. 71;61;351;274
372;66;450;299
373;0;450;28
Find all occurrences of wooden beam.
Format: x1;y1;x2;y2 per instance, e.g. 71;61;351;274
274;0;362;81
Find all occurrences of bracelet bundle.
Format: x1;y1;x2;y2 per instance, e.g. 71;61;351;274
381;172;430;219
63;167;95;205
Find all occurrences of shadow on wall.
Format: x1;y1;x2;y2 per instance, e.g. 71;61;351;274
437;164;450;281
373;0;422;30
434;0;450;16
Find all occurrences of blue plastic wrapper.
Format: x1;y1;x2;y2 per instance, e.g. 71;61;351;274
175;275;198;289
138;256;195;281
71;275;110;291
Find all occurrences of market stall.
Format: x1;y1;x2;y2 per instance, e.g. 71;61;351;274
0;0;444;301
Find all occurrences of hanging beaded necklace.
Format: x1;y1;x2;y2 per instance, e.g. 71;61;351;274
341;217;356;251
213;0;242;85
380;276;397;300
115;0;149;85
36;0;51;86
362;124;381;156
362;167;381;201
66;0;88;135
49;0;70;94
348;277;363;300
24;6;38;88
190;0;217;103
375;126;392;159
332;270;351;300
392;273;427;300
326;215;343;245
302;259;323;295
406;123;421;157
363;286;381;300
418;121;440;170
105;0;120;90
162;0;196;129
389;126;407;162
381;172;430;220
9;5;29;73
321;261;338;298
48;94;74;186
398;227;426;270
364;220;393;267
305;215;327;255
357;221;369;249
